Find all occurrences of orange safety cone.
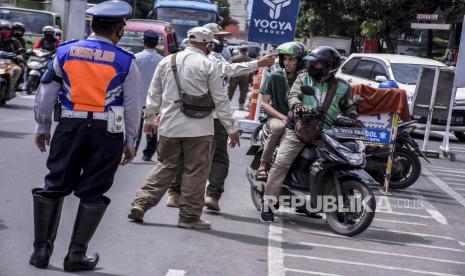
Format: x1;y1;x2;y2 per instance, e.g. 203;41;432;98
249;69;262;120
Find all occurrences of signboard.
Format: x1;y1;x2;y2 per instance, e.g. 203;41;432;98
248;0;300;44
359;114;392;144
416;14;439;21
454;16;465;88
411;23;451;30
412;67;455;121
365;129;391;144
0;0;16;6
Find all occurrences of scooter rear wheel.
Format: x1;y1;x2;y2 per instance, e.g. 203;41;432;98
326;180;376;236
389;147;421;189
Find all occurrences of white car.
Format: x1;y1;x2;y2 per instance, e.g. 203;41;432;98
336;53;465;142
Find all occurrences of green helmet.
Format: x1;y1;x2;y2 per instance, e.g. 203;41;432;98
276;42;308;70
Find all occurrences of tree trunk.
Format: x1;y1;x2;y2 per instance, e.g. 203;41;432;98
426;30;433;58
384;29;395;54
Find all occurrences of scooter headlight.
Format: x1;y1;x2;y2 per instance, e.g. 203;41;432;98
325;134;365;166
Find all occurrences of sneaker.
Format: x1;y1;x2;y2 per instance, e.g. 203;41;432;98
166;193;179;208
128;206;145;222
177;219;211;230
142;155;152;162
205;196;220;212
260;204;274;223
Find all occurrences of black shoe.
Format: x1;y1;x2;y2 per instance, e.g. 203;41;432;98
260;204;275;223
29;188;64;269
141;155;152;162
63;197;110;272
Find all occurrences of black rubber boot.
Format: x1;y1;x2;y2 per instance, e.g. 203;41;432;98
29;188;64;269
63;196;110;272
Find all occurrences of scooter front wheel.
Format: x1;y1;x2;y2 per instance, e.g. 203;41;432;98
326;180;376;236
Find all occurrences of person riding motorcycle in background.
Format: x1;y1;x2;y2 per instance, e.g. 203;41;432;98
0;21;24;91
260;46;357;223
12;22;26;49
33;26;62;52
255;42;308;181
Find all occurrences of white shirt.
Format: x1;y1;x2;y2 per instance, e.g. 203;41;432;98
135;48;163;101
145;47;236;137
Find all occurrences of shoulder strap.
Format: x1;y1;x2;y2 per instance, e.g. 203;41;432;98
322;77;338;112
171;53;182;96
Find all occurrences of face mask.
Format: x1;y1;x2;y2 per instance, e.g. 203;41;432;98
0;31;11;39
308;65;324;81
213;41;224;54
13;31;23;38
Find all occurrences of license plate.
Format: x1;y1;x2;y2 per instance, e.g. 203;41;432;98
331;127;367;140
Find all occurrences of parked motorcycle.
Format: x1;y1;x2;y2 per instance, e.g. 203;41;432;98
0;50;19;105
246;86;377;236
26;49;53;95
364;121;430;189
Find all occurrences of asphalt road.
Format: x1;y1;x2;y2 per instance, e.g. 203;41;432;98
1;94;465;276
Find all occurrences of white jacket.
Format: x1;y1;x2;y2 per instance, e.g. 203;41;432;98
145;47;236;137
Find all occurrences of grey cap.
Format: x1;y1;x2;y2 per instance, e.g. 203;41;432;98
239;44;249;50
187;27;214;43
203;23;231;36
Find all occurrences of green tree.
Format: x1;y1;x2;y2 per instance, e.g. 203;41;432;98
296;0;465;54
213;0;231;27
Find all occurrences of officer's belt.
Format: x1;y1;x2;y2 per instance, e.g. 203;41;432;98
61;109;108;121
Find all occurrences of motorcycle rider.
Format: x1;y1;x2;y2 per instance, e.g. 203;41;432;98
33;26;62;52
12;22;26;49
260;46;357;222
255;42;308;181
0;21;23;92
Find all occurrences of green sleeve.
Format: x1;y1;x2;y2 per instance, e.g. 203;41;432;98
288;75;303;110
339;84;357;117
259;74;272;95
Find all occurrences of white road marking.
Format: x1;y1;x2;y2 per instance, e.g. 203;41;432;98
285;268;343;276
165;270;186;276
460;241;465;247
409;190;448;225
299;242;465;265
428;166;465;173
285;254;461;276
374;218;427;226
368;227;453;240
376;209;434;219
447;182;465;186
432;173;465;179
430;170;465;175
293;228;464;252
423;167;465;209
17;95;35;100
268;220;285;276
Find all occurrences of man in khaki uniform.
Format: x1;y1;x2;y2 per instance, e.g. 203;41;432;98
228;45;253;110
128;27;240;229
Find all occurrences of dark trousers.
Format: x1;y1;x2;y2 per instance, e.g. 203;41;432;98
169;119;229;199
42;118;124;203
135;114;157;158
228;76;249;104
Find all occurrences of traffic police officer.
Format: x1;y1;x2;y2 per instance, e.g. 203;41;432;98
31;0;143;271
